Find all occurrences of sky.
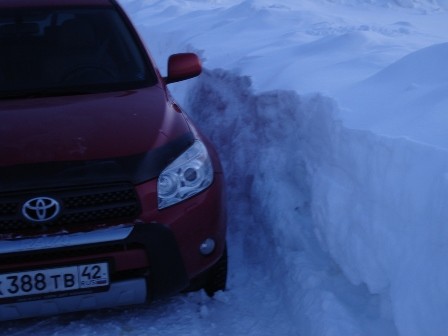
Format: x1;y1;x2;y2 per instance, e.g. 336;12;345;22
3;1;448;335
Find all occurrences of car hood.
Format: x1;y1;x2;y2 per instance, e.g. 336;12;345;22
0;86;191;167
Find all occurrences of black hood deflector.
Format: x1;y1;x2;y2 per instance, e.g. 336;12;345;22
0;132;194;192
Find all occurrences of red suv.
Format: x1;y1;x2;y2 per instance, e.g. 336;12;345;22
0;0;227;320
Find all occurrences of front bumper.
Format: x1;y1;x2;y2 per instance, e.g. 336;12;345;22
0;222;190;320
0;171;226;320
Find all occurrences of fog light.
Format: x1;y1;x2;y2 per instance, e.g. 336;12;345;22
199;238;216;256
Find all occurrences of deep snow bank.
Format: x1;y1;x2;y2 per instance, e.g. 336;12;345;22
310;126;448;336
186;69;394;335
323;0;448;9
186;68;448;336
339;42;448;149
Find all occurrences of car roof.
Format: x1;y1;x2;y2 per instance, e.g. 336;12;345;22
0;0;114;8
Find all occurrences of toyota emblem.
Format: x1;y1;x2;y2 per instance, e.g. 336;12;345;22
22;197;61;222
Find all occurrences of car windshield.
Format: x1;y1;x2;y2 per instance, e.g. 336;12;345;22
0;7;156;99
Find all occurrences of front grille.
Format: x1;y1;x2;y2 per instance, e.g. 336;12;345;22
0;183;141;234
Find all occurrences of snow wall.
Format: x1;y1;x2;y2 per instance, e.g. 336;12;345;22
186;69;448;336
323;0;448;9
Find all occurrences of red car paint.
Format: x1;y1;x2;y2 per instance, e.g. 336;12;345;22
0;88;187;165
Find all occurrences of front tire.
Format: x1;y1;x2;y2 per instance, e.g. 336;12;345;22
186;246;228;297
203;246;228;297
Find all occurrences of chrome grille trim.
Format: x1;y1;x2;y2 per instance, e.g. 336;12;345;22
0;225;133;254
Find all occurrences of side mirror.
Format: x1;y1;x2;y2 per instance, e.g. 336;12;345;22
165;53;202;84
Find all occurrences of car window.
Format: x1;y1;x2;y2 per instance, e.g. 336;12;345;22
0;7;157;98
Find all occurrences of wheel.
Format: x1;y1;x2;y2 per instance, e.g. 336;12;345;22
203;246;228;297
184;245;228;297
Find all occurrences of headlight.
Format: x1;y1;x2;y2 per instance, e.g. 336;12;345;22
158;140;213;209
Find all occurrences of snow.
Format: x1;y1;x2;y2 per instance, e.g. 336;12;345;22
4;0;448;335
339;42;448;148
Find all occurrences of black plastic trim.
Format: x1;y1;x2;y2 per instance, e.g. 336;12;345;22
123;222;189;299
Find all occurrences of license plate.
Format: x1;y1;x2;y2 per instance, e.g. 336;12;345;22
0;262;109;300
